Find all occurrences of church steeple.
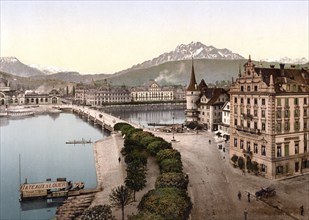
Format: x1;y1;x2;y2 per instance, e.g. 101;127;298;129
187;58;198;91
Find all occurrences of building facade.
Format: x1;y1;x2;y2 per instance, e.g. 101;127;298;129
75;81;131;105
229;56;309;179
185;60;229;130
218;101;231;139
131;80;176;102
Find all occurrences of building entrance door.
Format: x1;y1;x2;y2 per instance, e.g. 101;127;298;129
295;162;299;172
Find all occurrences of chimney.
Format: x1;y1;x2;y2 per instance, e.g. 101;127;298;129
270;65;275;68
280;63;285;76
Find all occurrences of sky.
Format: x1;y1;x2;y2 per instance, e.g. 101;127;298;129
0;1;308;74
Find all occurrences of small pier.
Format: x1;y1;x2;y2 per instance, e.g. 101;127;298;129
65;139;92;145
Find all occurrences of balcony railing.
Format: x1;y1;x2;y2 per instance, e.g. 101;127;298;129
236;126;260;134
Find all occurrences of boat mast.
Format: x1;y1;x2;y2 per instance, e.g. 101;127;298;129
19;154;21;186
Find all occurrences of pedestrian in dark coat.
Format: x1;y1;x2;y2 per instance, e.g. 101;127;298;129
300;205;304;216
244;208;248;220
247;192;250;202
238;191;242;200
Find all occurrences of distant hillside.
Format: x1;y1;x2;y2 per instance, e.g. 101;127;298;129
0;71;70;93
103;59;309;87
0;57;45;77
31;71;109;83
104;59;244;86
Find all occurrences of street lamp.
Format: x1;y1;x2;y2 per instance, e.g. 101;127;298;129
172;113;176;142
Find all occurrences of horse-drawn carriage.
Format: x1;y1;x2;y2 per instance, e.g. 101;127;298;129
255;185;276;198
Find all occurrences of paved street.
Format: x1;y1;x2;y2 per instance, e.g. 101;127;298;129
153;130;309;220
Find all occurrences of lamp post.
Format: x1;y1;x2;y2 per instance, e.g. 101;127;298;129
172;113;176;142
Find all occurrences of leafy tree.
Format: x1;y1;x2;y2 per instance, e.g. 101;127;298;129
81;205;116;220
238;156;244;170
120;125;134;136
138;188;192;220
231;155;238;164
159;158;183;173
131;131;153;144
125;161;147;201
147;140;172;156
156;149;181;163
114;122;131;131
140;136;158;148
124;149;147;167
155;172;188;190
109;185;133;220
128;211;164;220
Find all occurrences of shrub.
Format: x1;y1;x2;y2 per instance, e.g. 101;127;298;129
156;149;181;164
114;123;131;131
120;125;134;136
125;149;147;166
231;155;238;164
128;211;164;220
131;131;153;145
159;158;183;173
147;140;172;156
81;205;115;220
138;188;192;220
238;156;244;170
140;136;158;148
155;172;188;189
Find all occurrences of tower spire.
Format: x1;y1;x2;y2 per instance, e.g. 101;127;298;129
187;58;198;91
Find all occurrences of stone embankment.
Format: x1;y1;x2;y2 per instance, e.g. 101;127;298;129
53;194;95;220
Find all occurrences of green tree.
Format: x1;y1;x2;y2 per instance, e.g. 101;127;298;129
155;172;188;189
156;149;181;163
138;188;192;220
109;185;132;220
81;205;116;220
159;158;183;173
147;140;172;156
125;161;147;201
128;211;164;220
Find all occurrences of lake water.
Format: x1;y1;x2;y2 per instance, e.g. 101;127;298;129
0;109;185;219
0;113;107;220
108;109;185;128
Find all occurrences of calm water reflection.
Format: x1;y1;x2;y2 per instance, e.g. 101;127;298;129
108;109;185;128
0;113;107;220
0;109;185;219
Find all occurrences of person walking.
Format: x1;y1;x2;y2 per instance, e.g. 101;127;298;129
238;191;242;200
118;157;121;163
244;208;248;220
300;205;304;216
247;192;250;202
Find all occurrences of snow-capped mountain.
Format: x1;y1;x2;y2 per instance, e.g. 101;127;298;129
0;57;45;77
261;56;308;64
128;41;245;71
29;64;74;75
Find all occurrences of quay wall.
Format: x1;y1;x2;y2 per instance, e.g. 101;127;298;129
102;102;185;113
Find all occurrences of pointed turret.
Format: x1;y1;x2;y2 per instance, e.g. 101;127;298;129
187;58;198;91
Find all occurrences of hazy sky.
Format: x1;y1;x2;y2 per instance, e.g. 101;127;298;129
1;1;308;74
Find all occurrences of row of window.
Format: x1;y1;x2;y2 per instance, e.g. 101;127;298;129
277;97;308;106
234;119;266;131
240;85;258;92
276;121;308;132
234;97;266;105
233;138;267;156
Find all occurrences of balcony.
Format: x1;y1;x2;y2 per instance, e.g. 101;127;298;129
241;113;253;120
236;126;261;134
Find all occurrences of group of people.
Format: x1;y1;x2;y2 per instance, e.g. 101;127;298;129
238;191;305;219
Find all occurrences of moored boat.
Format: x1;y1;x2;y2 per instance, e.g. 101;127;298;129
19;178;84;201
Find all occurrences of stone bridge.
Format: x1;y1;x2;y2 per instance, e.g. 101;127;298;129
59;105;137;132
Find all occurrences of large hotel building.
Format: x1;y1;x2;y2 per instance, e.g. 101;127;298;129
229;56;309;179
